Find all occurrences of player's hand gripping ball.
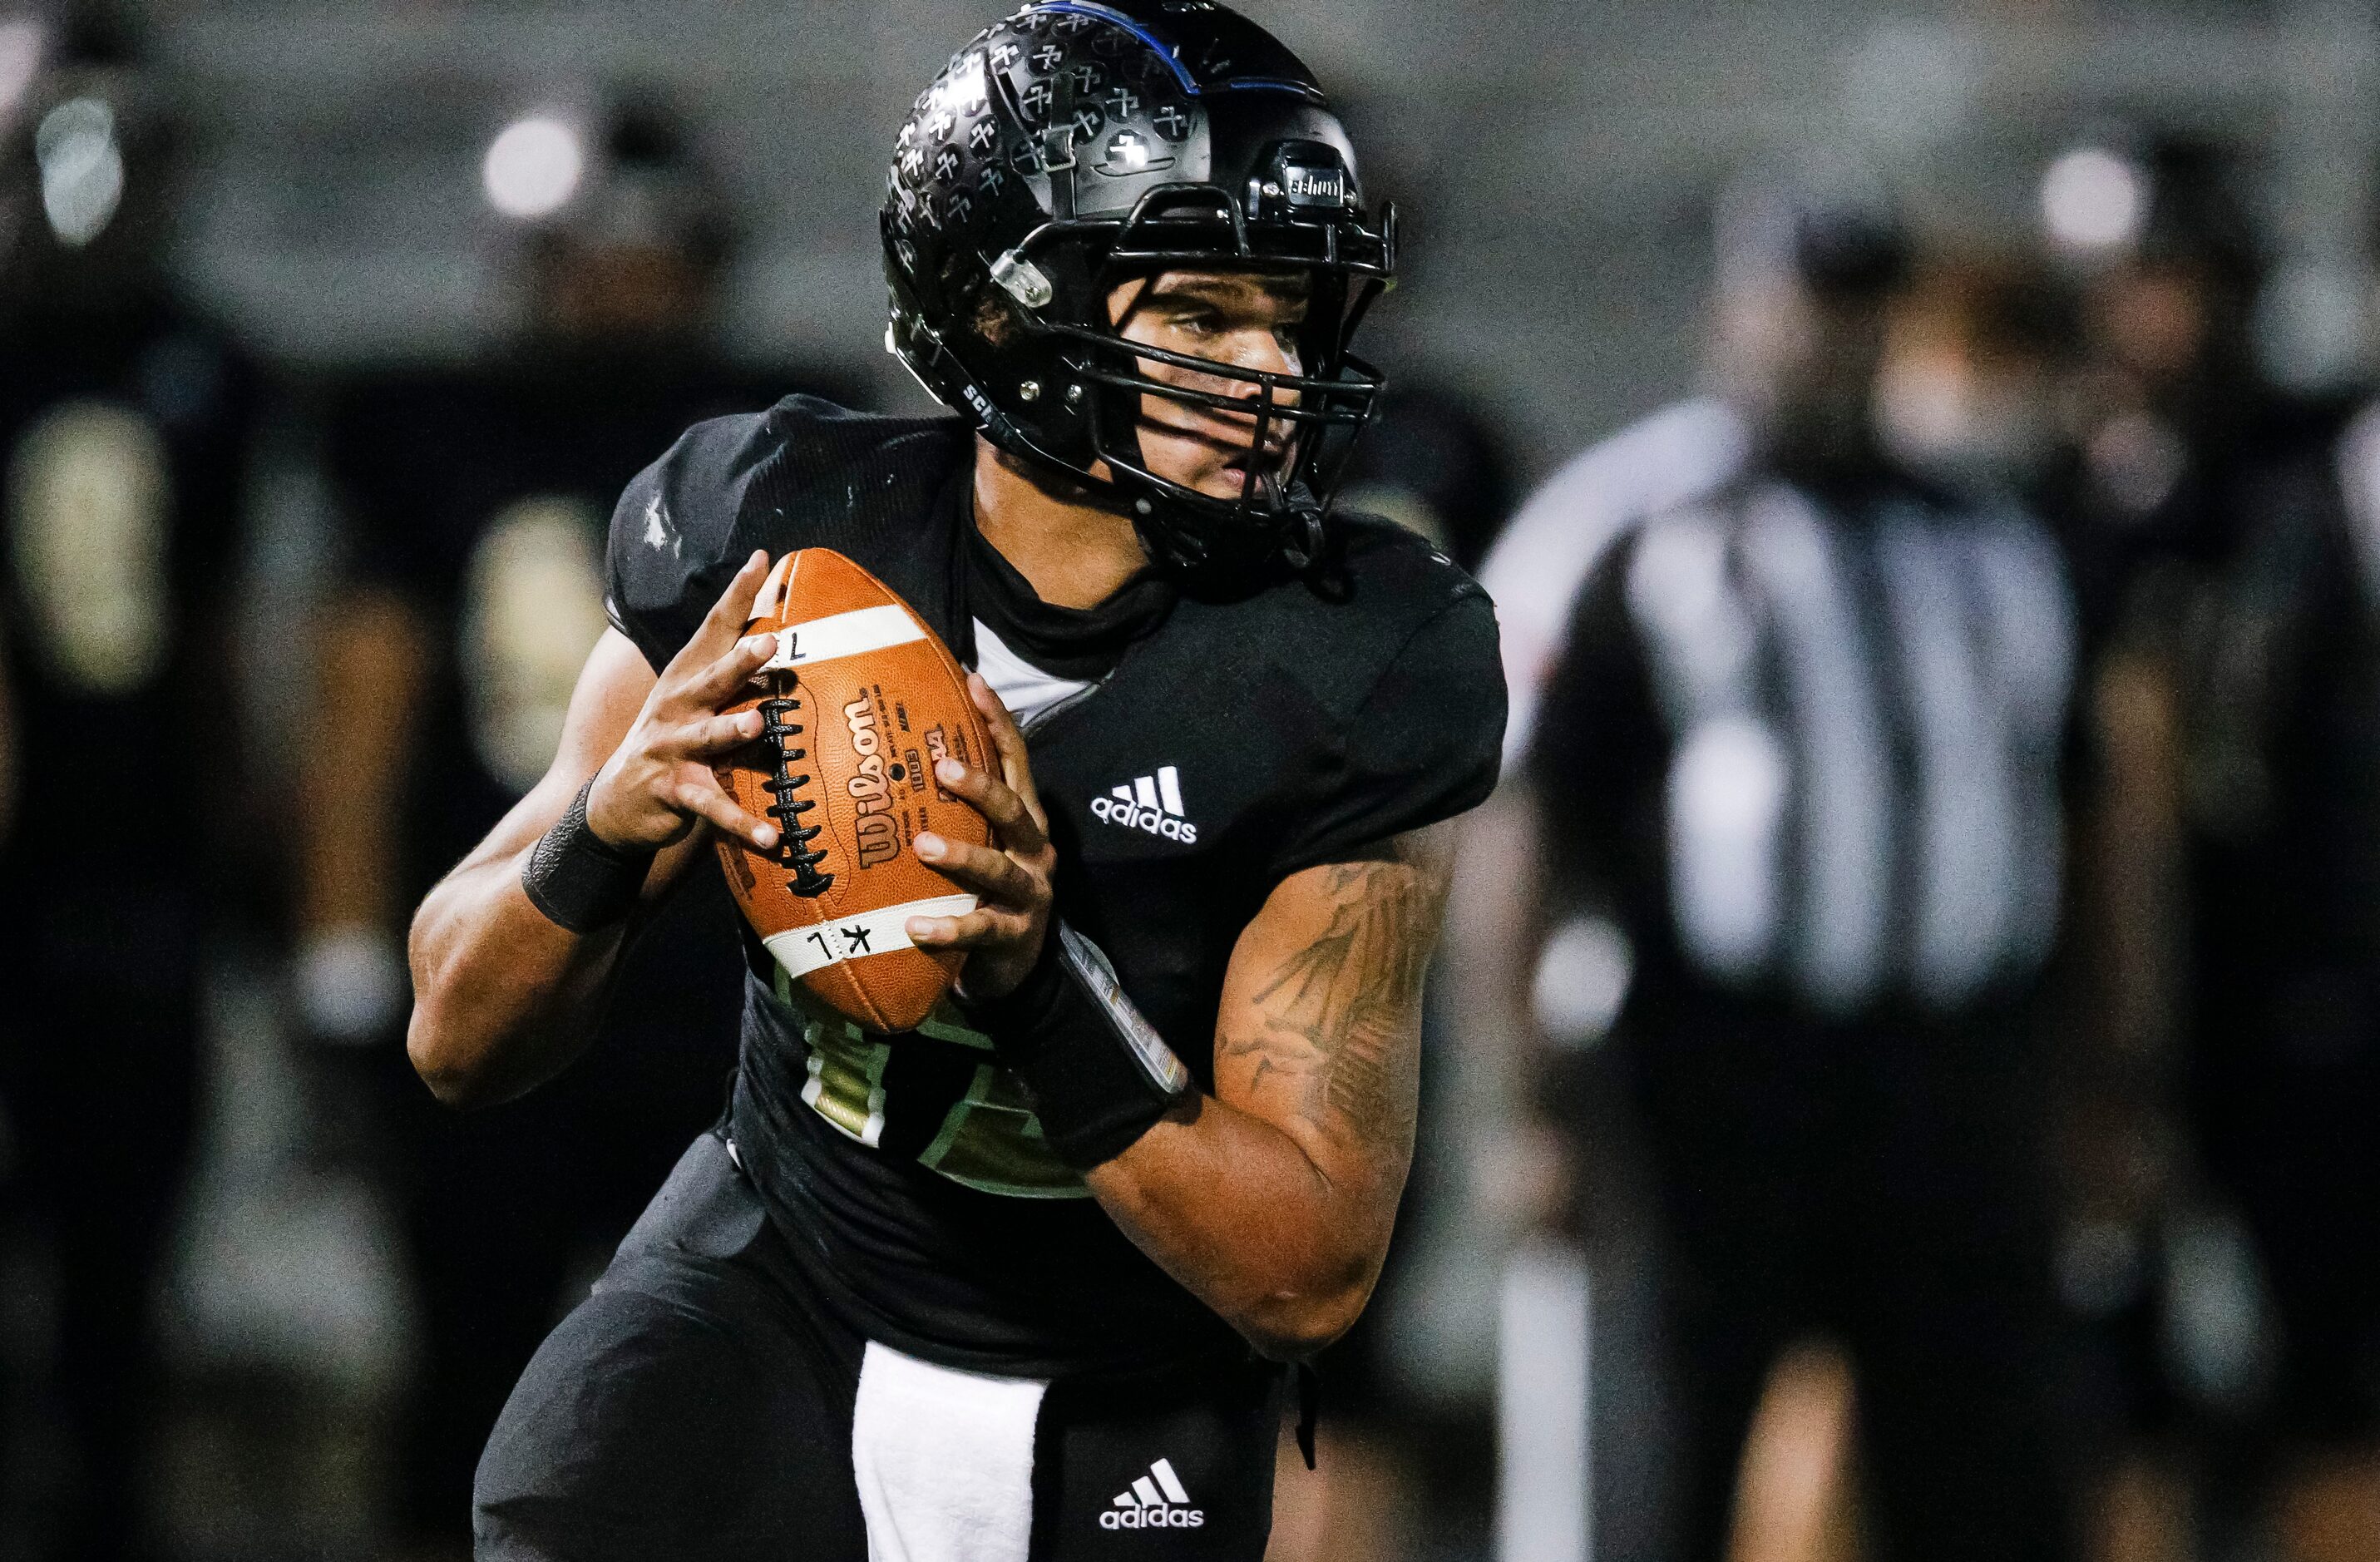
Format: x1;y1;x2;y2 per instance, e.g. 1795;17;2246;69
716;550;999;1031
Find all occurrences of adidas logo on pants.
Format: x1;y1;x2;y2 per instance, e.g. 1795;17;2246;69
1100;1457;1205;1529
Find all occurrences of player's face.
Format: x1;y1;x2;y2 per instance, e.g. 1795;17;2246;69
1108;269;1308;502
1712;277;1889;462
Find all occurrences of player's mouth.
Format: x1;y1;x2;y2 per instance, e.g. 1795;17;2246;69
1149;418;1291;467
1218;443;1294;491
1138;408;1295;497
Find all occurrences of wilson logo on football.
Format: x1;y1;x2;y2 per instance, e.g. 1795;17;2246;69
713;548;995;1034
842;696;901;868
1090;766;1197;843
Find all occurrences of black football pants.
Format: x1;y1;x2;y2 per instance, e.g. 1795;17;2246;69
0;919;198;1562
353;873;745;1546
475;1131;1286;1561
1623;996;2077;1562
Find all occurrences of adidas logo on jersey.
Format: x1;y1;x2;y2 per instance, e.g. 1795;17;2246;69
1100;1457;1204;1530
1089;765;1198;843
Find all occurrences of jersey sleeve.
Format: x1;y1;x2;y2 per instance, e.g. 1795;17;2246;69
1270;590;1506;876
605;409;779;672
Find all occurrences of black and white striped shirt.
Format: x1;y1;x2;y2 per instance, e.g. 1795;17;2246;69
1489;401;2076;1019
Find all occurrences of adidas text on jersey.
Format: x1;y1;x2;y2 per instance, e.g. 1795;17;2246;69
1090;765;1198;843
1101;1457;1205;1530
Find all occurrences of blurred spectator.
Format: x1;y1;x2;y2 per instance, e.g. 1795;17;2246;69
0;10;264;1559
1477;175;2081;1562
1336;380;1520;575
290;98;841;1557
2047;134;2380;1562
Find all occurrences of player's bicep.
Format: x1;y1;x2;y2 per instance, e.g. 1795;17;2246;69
449;629;701;893
1211;823;1454;1184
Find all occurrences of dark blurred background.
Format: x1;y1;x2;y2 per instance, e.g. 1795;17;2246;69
8;2;2380;1562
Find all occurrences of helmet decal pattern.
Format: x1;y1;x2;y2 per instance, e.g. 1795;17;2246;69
880;0;1395;578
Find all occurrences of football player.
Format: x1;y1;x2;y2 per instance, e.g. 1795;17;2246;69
0;13;264;1557
2049;138;2380;1562
403;4;1503;1559
296;100;824;1555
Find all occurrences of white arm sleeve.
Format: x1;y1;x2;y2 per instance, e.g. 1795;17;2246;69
1479;397;1749;769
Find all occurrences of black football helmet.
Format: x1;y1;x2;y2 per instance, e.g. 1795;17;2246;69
881;0;1395;576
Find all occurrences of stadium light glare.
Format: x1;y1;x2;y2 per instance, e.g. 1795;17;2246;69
482;116;584;220
2041;146;2145;257
37;96;123;247
0;19;47;131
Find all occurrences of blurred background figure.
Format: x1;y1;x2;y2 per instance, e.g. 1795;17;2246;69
289;96;832;1558
0;7;264;1560
1872;256;2072;509
1474;176;2081;1562
2041;131;2380;1562
1336;382;1521;576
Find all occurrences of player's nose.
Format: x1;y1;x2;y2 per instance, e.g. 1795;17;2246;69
1214;341;1300;417
1227;325;1297;379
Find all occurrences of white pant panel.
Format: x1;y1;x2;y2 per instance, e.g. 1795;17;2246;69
852;1339;1049;1562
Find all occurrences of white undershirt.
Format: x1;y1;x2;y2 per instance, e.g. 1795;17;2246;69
970;619;1094;730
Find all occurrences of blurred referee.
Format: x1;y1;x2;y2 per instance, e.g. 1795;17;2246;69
1482;180;2080;1561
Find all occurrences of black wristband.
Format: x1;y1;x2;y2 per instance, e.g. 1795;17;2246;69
521;780;656;933
965;922;1194;1169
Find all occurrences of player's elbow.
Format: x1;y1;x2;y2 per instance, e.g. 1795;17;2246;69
402;901;537;1110
1237;1271;1377;1361
405;948;584;1111
406;1005;496;1111
404;954;515;1111
403;902;483;1108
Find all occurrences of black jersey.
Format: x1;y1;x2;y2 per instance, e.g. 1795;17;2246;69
327;353;802;897
605;395;1503;1377
325;352;822;1084
2160;410;2380;1079
0;294;259;991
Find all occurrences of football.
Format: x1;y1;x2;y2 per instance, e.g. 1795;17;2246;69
714;549;997;1032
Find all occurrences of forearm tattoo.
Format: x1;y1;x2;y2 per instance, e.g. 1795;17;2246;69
1220;835;1451;1149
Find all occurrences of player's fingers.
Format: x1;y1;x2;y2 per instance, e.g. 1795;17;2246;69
675;633;778;713
915;833;1039;907
970;670;1025;749
969;673;1050;830
664;551;771;682
666;708;768;759
671;773;779;852
934;756;1049;857
905;906;1027;949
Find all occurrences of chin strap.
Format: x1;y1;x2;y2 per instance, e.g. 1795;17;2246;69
1296;1362;1321;1471
1261;472;1329;571
1040;59;1081;221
